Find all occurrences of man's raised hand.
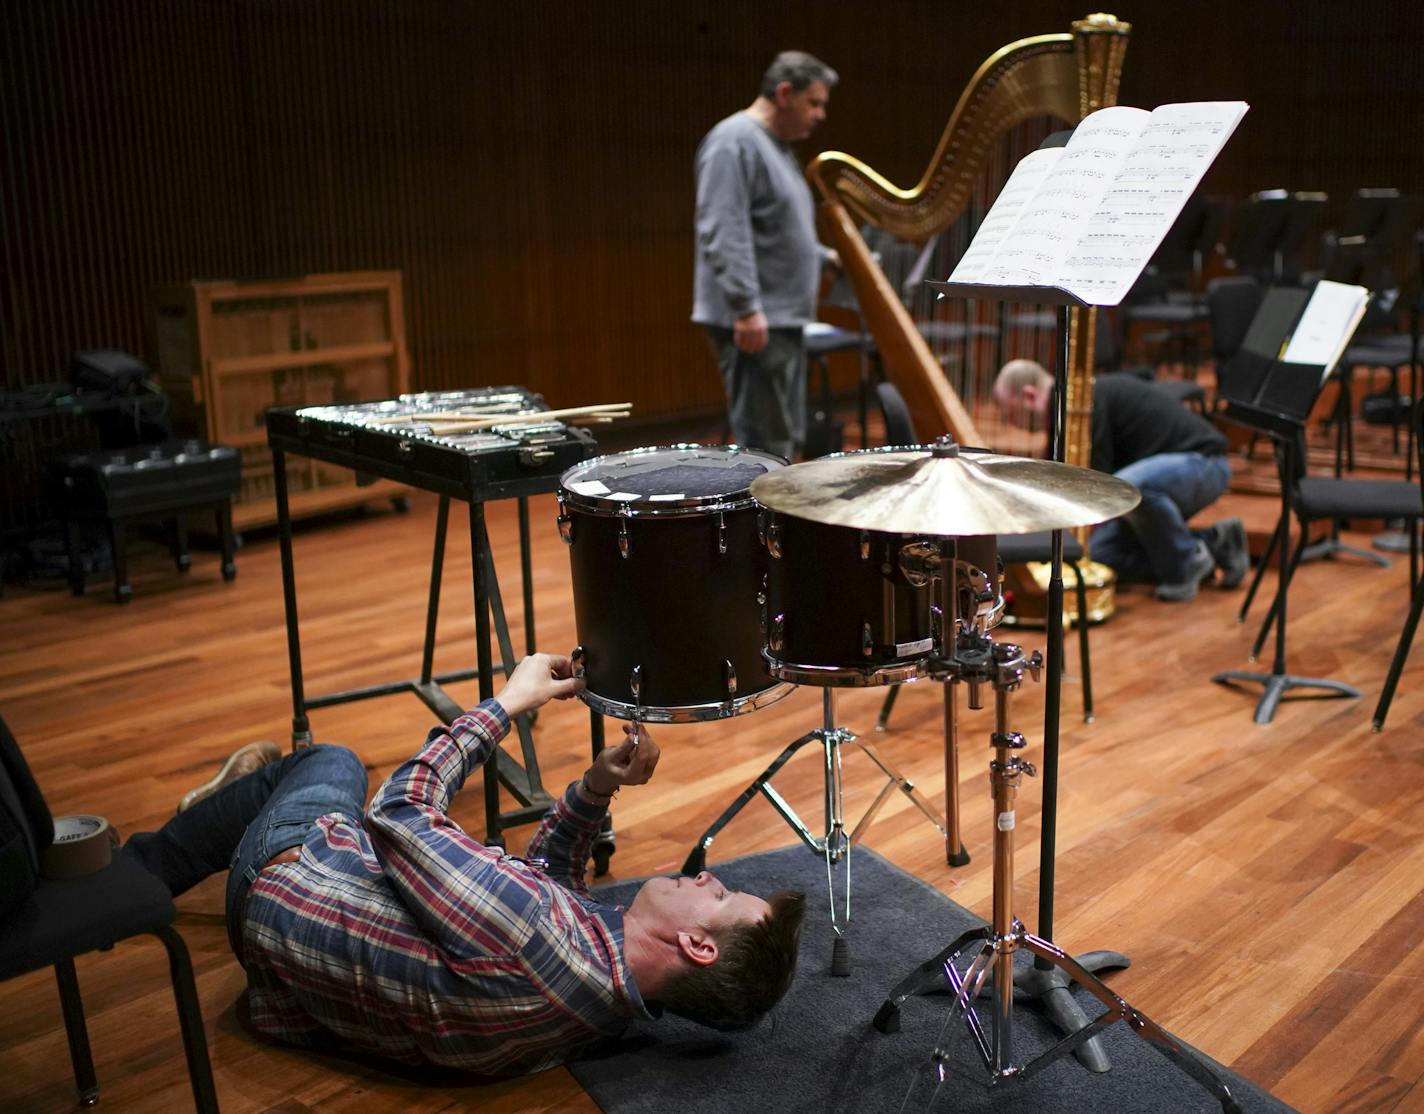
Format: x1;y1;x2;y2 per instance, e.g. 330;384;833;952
583;724;661;798
495;653;584;720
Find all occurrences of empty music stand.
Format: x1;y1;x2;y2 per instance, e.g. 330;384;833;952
1225;190;1328;285
1212;333;1361;723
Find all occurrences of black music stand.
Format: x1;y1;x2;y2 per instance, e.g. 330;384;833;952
1225;190;1328;285
1211;346;1360;723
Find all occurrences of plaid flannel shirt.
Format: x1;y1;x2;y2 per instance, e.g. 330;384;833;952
240;700;651;1076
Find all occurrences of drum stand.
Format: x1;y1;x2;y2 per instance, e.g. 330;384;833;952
874;627;1242;1112
682;686;948;975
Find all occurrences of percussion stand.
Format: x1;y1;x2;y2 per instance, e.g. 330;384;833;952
874;626;1243;1113
915;302;1133;1070
682;685;949;976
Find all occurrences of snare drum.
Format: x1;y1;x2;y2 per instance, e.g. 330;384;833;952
557;445;794;721
761;512;935;685
760;447;1005;686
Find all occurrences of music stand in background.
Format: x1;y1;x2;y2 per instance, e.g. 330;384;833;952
1211;337;1361;723
1121;193;1229;371
1225;190;1329;285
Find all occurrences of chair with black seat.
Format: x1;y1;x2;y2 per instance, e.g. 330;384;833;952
0;715;218;1111
1246;422;1422;662
872;381;1094;728
1323;232;1416;469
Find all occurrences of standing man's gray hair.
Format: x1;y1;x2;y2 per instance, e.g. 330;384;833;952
759;51;839;99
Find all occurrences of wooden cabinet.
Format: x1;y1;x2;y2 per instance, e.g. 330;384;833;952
153;271;411;528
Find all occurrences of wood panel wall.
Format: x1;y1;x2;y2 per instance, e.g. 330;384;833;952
2;1;1422;418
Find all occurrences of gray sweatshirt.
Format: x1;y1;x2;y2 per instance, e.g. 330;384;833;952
691;111;824;329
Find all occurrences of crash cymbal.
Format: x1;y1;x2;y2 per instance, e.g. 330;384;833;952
749;445;1140;536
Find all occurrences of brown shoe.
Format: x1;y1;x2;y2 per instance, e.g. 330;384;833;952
178;741;282;813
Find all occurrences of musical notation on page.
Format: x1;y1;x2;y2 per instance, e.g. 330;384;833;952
944;100;1248;305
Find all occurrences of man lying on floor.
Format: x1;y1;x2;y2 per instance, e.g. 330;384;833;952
123;652;806;1076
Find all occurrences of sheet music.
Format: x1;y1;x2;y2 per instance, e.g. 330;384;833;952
976;106;1149;288
1281;280;1370;375
942;100;1249;306
948;147;1063;284
1058;102;1249;304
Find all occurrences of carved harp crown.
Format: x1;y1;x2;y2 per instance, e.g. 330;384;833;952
808;13;1131;452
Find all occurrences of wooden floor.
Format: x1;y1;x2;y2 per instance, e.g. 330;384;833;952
2;449;1423;1113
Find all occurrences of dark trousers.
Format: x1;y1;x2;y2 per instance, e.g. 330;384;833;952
705;325;806;460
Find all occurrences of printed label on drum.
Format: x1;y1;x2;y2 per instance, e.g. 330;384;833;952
648;493;687;501
996;810;1015;831
606;492;641;502
895;638;934;657
568;480;611;496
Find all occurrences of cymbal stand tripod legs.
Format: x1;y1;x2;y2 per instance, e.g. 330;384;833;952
682;687;947;975
873;632;1242;1112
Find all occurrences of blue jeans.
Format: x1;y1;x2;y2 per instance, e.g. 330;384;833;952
122;744;368;959
1091;452;1232;584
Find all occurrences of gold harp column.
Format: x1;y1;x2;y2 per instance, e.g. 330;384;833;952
1064;12;1131;480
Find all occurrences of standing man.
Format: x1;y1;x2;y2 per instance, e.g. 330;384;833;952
693;51;840;461
994;359;1249;602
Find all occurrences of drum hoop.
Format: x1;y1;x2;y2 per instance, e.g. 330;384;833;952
764;652;928;688
557;442;786;516
558;491;759;518
578;681;795;722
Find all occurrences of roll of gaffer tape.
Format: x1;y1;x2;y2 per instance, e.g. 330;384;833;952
40;814;118;879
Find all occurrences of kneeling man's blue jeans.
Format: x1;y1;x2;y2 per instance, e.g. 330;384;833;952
1091;452;1232;584
122;744;368;959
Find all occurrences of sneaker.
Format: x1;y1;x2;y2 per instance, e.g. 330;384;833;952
1200;517;1250;589
178;741;282;813
1154;541;1217;602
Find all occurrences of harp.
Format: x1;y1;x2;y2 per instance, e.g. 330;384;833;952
807;13;1131;463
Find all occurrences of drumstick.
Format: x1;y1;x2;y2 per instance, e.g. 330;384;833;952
423;403;632;434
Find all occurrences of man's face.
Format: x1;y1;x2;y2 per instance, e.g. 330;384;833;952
629;870;771;941
771;79;830;143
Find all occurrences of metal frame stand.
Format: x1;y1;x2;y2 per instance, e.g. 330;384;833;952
683;687;947;975
274;449;550;848
873;630;1241;1112
1211;433;1359;723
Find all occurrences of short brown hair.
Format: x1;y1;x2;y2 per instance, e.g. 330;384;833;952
657;889;806;1030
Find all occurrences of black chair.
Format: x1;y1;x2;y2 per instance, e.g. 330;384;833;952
1246;422;1423;662
0;716;219;1111
872;382;1094;726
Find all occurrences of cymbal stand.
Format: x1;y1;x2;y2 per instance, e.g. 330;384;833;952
874;627;1242;1112
682;685;947;976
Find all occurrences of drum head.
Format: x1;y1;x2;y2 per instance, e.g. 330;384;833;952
560;444;786;515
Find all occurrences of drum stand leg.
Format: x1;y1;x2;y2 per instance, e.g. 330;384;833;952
682;688;947;976
873;637;1239;1111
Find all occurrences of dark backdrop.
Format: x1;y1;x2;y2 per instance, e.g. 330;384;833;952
3;0;1421;419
